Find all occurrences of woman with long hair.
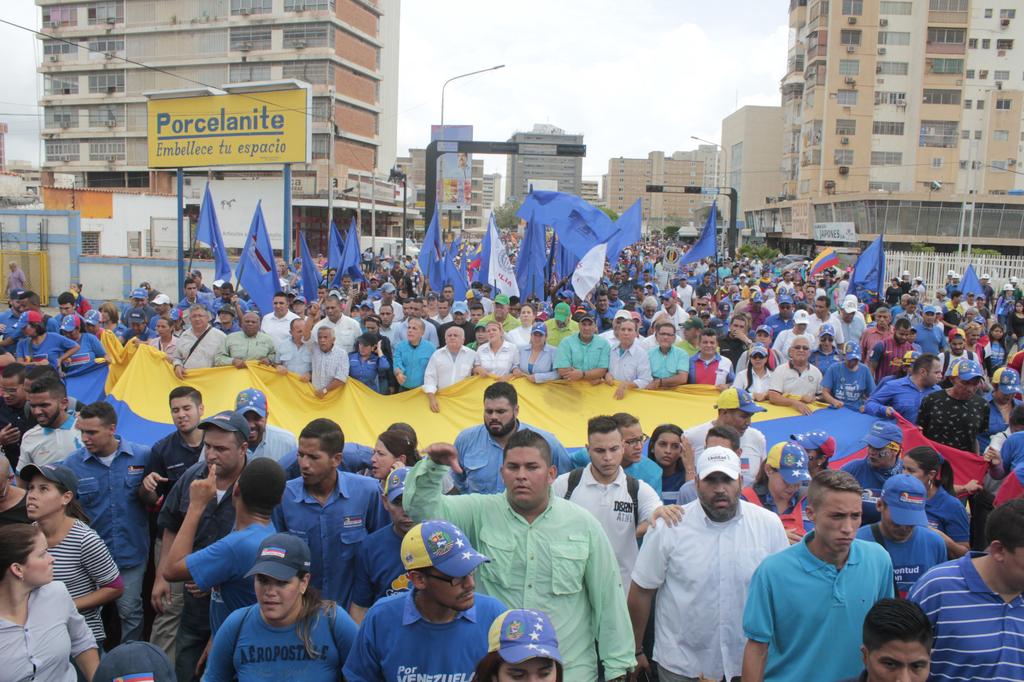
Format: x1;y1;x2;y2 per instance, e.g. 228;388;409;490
205;534;357;682
0;524;99;681
512;322;558;384
743;442;813;544
733;343;773;401
23;464;123;651
984;322;1008;373
147;316;178;356
474;609;563;682
902;446;970;558
647;424;689;504
1010;300;1024;351
368;428;420;481
474;321;518;379
505;302;536;351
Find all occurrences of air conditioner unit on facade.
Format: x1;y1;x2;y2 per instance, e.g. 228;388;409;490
878;47;887;54
847;45;856;53
880;18;888;27
839;165;850;174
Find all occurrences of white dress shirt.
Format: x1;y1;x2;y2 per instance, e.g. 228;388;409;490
631;500;789;680
261;311;299;347
423;346;477;394
474;341;519;376
771;328;815;356
609;342;653;389
312;314;362;353
805;313;846;347
373;298;404;322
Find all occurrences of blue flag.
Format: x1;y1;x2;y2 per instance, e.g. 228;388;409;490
327;221;344;287
959;264;984;299
850;235;886;301
605;198;643;263
471;214;495;286
298;232;320;304
339;218;365;282
195;184;231;283
677;202;717;268
515;216;547;300
442;240;468;300
236;201;278;315
516;190;616;260
418;210;445;291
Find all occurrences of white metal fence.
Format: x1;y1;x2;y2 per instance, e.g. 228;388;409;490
885;251;1024;293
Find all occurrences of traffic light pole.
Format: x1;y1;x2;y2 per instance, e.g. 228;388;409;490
646;183;739;259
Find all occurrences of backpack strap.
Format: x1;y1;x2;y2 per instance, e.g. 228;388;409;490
626;474;640;529
564;467;584;500
869;522;886;546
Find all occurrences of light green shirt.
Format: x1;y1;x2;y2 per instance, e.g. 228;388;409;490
215;330;277;366
545;318;579;347
479;312;520;333
675;339;699;356
648;344;690;379
553;333;611;372
404;458;636;680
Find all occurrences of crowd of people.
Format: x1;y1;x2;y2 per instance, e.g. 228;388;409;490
0;243;1022;682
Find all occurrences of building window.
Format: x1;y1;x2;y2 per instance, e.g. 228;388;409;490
996;98;1012;109
977;99;985;109
837;89;858;105
43;40;76;56
45;139;80;162
994;70;1010;81
872;120;905;135
985;8;993;17
836;118;857;134
87;1;123;25
930;58;963;73
966;69;975;78
994;130;1010;141
874;90;907;105
834;149;854;165
89;37;124;54
922;88;961;105
45;74;78;95
919;120;958;147
961;129;971;138
878;61;910;74
1001;9;1017;19
311;97;332;121
42;6;77;27
842;0;863;15
927;27;965;44
88;71;124;94
931;158;943;168
88;105;124;127
230;0;272;14
996;39;1014;50
982;39;991;48
880;1;913;14
311;134;330;159
282;60;331;84
840;30;862;45
964;98;972;108
878;31;912;45
991;160;1008;171
928;0;967;10
839;60;860;75
869;181;901;191
969;38;978;49
45;107;75;128
282;24;332;49
284;0;336;9
81;232;100;255
871;151;903;165
229;27;272;51
975;130;983;139
89;139;125;161
228;63;271;82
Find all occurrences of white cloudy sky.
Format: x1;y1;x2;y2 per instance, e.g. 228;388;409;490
0;1;789;182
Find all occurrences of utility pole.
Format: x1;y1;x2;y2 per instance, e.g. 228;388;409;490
327;88;336;232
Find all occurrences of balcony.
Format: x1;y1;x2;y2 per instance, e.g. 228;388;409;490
927;11;968;24
925;41;965;55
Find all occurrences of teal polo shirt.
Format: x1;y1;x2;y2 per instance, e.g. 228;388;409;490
743;532;894;682
648;345;690;379
553;333;611;372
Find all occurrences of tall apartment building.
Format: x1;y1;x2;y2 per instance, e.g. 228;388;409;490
504;124;583;201
720;106;785;217
602;148;718;233
395;148;485;235
580;179;600;205
749;0;1024;252
37;0;399;193
481;172;501;212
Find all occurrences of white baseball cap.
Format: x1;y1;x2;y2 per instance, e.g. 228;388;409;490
842;298;859;313
901;270;911;277
697;446;741;480
947;270;956;277
152;293;171;305
1012;276;1019;284
793;310;810;325
981;273;991;280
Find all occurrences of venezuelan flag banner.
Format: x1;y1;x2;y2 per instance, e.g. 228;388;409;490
808;247;840;278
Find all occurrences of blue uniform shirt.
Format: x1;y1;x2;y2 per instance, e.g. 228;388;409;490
912;322;947;355
841;457;903;526
16;332;77;368
822;362;876;409
863;376;940;424
452;421;572;494
764;313;794;339
856;525;947;597
392;340;437;389
271;472;386;608
981;395;1021;452
187;521;278;635
810;348;840;374
61;439;152;569
347;352;391;394
926;487;970;543
350;524;409;609
62;333;106;376
277;443;374;478
343;590;507;682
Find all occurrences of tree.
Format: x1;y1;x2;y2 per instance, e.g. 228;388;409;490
663;225;681;238
910;242;936;253
493;201;521;231
598;206;619;221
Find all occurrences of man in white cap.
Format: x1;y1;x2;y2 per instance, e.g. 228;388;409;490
980;273;994;302
912;276;926;301
629;445;788;682
830;295;866;351
771;309;815;356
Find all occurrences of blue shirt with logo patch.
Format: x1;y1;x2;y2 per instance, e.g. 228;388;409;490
856;524;947;597
924;487;970;544
841;457;902;526
822;362;876;409
15;332;77;368
350;524;409;609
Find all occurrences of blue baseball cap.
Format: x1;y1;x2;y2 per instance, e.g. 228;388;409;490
60;315;81;332
83;309;101;326
766;442;812;484
401;520;489;578
487;609;563;664
750;291;763;303
198;410;251;436
382;467;408;504
777;295;794;305
715;387;767;414
236;388;268;417
994;367;1022;395
880;474;929;526
862;420;904;449
924;305;941;315
818;323;836;339
755;324;773;338
845;342;862;361
791;430;836;459
92;641;174;682
750;343;770;358
949;358;983;382
131;288;148;299
451;301;469;315
531;322;547;336
125;309;146;325
246;533;312;581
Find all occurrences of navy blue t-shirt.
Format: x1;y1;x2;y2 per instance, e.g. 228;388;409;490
841;457;902;525
856;524;947;597
925;487;970;544
350;524;408;609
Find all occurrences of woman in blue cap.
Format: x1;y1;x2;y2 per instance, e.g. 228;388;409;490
474;609;563;682
742;442;814;544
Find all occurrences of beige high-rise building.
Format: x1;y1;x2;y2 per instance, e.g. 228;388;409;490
602;147;717;234
37;0;399;193
720;106;785;219
580;179;600;205
749;0;1024;252
482;172;501;212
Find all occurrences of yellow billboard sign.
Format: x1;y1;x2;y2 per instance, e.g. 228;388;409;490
147;87;310;168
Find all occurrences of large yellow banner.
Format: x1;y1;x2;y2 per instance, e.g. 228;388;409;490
147;87;310;168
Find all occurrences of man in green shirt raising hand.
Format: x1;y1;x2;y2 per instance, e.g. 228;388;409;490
403;429;636;681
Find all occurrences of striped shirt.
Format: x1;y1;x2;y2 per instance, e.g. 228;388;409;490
50;520;120;643
909;552;1024;682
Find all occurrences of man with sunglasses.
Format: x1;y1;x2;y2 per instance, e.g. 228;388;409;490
343;520;507;681
841;421;905;526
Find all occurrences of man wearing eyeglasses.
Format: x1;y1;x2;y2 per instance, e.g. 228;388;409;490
768;339;823;416
841;421;904;526
343;520;508;681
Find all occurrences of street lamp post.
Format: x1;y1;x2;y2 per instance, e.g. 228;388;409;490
692;135;724;251
439;65;505;238
389;166;408;257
